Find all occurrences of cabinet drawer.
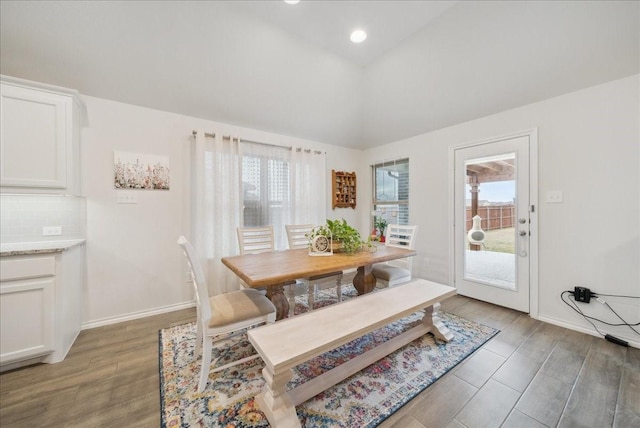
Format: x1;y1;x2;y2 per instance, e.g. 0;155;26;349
0;255;56;281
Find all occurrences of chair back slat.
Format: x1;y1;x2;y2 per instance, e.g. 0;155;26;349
177;236;212;322
285;224;313;249
385;225;418;248
237;226;275;254
385;225;418;270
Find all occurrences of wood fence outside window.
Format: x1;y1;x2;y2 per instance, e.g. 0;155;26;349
465;205;515;232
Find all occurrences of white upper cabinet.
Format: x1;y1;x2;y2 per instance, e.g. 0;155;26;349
0;76;83;195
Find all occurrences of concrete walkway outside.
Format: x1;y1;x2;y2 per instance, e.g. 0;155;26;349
465;250;515;288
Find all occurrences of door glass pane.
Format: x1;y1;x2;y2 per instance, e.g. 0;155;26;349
464;153;516;290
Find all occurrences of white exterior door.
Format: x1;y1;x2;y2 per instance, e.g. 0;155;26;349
453;133;536;313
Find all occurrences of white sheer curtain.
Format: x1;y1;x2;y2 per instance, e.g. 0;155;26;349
191;131;242;295
240;142;290;250
191;131;327;294
240;143;326;250
290;147;326;227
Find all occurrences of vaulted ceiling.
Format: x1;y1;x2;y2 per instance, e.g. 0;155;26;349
1;1;638;149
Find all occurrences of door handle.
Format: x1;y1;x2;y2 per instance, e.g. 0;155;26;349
518;229;527;256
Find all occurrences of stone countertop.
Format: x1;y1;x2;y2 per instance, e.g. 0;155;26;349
0;239;86;256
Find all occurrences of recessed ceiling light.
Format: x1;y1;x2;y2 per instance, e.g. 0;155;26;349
284;0;300;4
350;30;367;44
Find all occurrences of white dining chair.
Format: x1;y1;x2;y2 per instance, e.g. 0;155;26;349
177;236;276;392
236;225;299;303
237;226;275;255
285;224;343;314
372;224;418;288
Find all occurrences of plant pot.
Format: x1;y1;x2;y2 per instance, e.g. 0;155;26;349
330;242;344;253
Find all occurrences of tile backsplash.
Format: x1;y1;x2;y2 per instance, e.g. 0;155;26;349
0;194;86;243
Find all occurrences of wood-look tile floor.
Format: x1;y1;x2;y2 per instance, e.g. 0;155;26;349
1;295;638;427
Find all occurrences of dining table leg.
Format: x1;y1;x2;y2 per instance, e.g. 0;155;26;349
352;264;377;295
265;284;289;320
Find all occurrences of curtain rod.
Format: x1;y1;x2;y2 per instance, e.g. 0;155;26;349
192;130;215;139
191;130;324;155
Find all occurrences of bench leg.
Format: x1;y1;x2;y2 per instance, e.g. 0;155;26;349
255;367;300;428
423;302;454;342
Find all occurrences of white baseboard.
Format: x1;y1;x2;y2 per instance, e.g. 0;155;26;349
537;314;640;349
81;300;196;330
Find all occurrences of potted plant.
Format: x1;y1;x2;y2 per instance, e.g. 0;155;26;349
325;218;362;254
375;218;389;243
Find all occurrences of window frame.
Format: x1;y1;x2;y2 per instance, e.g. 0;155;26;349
372;158;410;230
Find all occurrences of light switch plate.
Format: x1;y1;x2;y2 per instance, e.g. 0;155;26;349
117;192;138;204
43;226;62;236
546;190;563;203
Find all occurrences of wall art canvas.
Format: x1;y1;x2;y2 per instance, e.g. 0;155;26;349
114;151;170;190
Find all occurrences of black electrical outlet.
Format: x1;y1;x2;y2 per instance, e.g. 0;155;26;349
574;286;591;303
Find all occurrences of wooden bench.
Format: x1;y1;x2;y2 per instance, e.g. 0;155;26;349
247;278;457;428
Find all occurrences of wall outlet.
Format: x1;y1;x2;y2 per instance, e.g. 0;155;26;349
117;192;138;204
185;270;193;283
42;226;63;236
574;286;591;303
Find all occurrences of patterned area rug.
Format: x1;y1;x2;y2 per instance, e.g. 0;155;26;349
160;285;498;427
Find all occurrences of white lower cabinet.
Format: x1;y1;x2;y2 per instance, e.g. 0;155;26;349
0;275;55;364
0;245;83;370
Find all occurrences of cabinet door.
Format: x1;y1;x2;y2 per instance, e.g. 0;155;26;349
0;278;55;363
0;84;67;188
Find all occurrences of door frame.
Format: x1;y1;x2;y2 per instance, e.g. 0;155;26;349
448;129;539;318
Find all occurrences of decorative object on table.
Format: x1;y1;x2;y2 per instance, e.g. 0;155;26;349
159;284;498;428
114;151;170;190
362;236;378;253
306;225;333;256
331;170;357;209
325;218;362;254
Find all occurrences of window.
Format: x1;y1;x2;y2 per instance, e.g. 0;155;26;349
242;154;289;228
239;142;325;250
372;158;409;229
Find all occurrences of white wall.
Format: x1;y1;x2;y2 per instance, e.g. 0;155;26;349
81;96;362;327
362;75;640;345
79;75;639;346
361;1;639;146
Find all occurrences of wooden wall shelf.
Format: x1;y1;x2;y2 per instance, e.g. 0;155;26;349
332;170;356;209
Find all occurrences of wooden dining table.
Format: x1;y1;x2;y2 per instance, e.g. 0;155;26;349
221;246;417;320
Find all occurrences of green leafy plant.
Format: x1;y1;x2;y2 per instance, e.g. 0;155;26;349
325;218;362;254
